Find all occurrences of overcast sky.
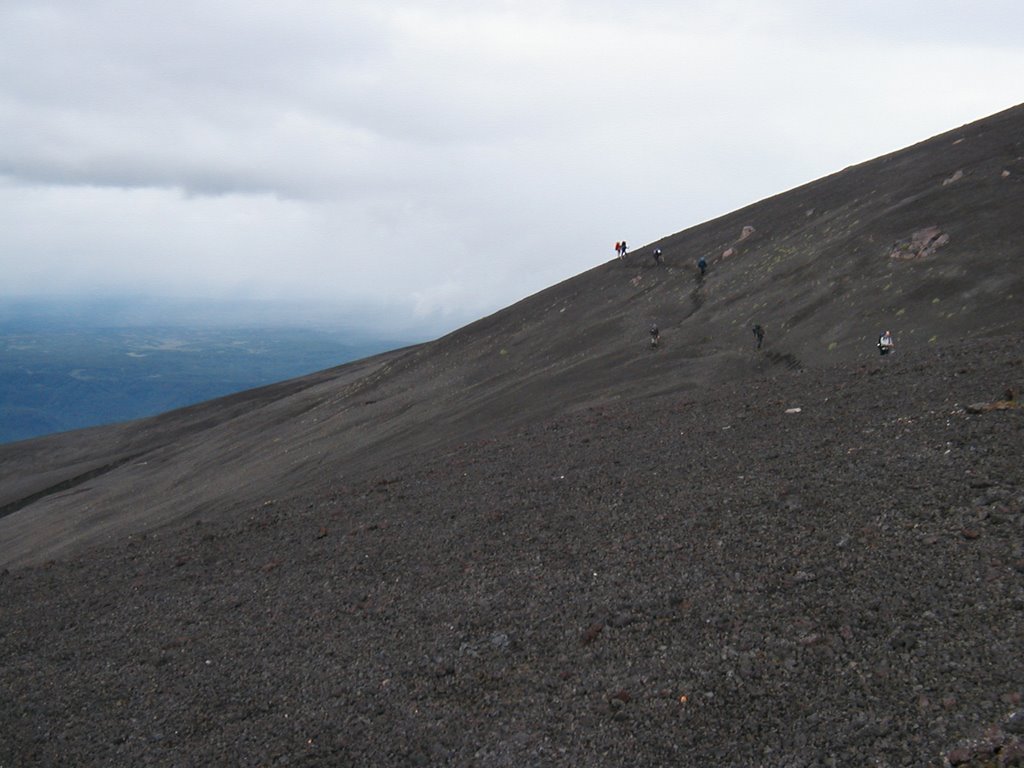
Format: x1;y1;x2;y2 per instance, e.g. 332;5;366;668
1;1;1021;337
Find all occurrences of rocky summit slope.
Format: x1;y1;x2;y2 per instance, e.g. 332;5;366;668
1;105;1023;766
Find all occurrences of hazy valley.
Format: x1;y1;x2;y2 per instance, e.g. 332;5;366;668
0;300;410;444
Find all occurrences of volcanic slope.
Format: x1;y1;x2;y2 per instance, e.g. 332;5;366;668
2;333;1022;767
2;103;1022;569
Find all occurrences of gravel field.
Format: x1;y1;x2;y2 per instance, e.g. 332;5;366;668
3;334;1021;767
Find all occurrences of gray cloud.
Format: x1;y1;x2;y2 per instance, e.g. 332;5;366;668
1;0;1022;336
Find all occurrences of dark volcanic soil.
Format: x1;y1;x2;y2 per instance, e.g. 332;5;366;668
2;334;1022;767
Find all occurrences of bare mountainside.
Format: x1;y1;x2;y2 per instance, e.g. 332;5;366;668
2;333;1023;767
2;104;1022;568
0;105;1022;766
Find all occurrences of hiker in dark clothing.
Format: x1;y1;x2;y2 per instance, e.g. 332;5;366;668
652;248;663;265
878;330;894;355
752;324;765;349
649;324;660;348
698;256;707;277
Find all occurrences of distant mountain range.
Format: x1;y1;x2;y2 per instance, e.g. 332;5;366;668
0;299;410;443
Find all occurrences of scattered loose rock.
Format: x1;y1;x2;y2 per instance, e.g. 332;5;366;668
890;225;950;261
943;169;965;186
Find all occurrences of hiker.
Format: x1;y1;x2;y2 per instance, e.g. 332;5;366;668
878;330;894;355
649;323;660;348
620;240;627;257
752;324;765;350
652;248;663;265
615;242;622;259
698;256;707;277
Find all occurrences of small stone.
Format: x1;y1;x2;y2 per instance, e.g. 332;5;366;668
998;739;1024;763
490;632;510;649
1006;709;1024;735
580;622;604;645
946;746;972;765
943;169;964;186
891;630;918;652
961;528;981;540
608;612;637;628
